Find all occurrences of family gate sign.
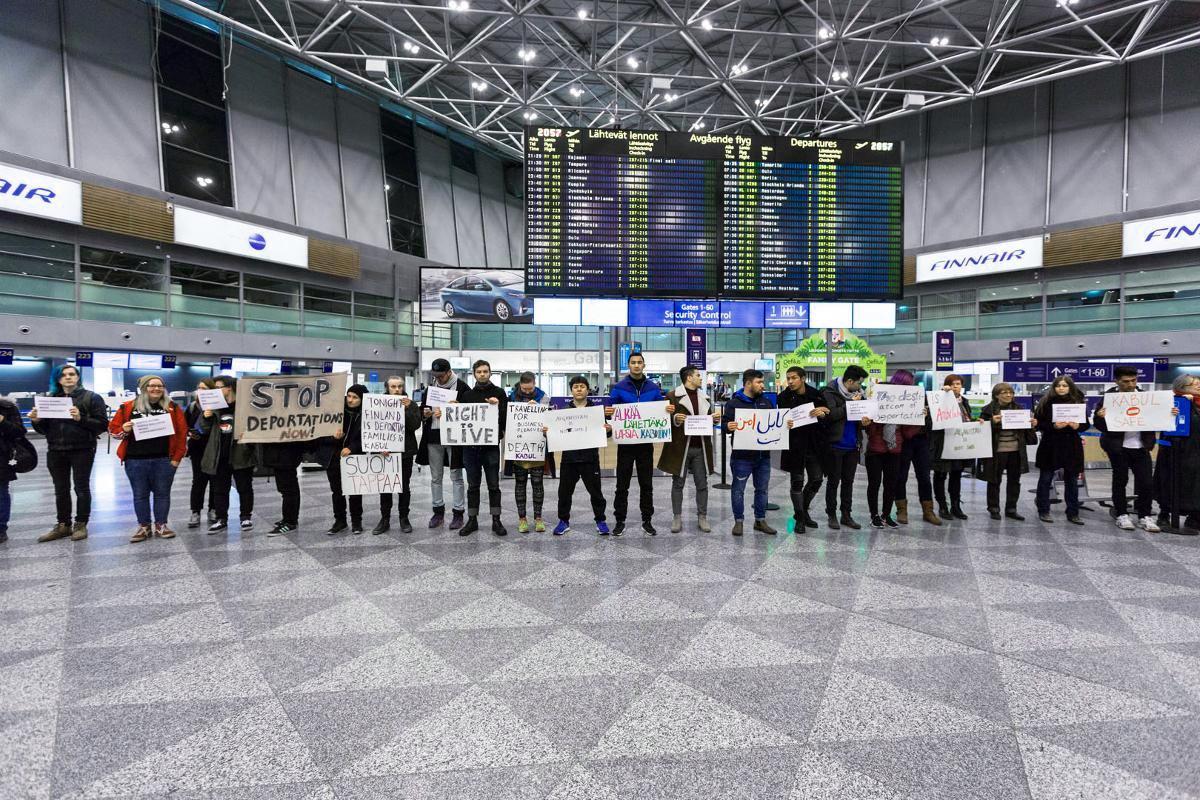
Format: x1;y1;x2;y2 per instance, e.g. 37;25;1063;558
611;402;672;443
235;373;347;443
776;330;887;384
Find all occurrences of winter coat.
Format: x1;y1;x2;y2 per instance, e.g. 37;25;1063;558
108;400;189;463
1092;386;1160;454
865;422;911;456
976;401;1038;482
199;403;259;475
416;376;471;467
777;384;828;471
1154;397;1200;514
1033;395;1090;474
721;389;777;461
30;387;108;451
818;380;866;447
658;384;715;477
459;382;509;441
610;374;666;405
184;401;209;458
259;441;306;471
0;398;25;482
930;394;974;472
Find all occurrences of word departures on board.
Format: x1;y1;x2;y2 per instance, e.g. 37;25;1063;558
524;127;903;301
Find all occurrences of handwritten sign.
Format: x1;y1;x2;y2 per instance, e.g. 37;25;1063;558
1102;390;1176;432
1052;404;1088;424
732;408;789;451
441;403;499;446
34;396;73;419
505;402;548;461
425;386;457;408
1000;409;1032;430
234;373;346;443
339;454;407;496
131;413;175;441
942;422;992;460
872;386;927;426
684;415;714;436
196;389;228;412
846;399;877;422
786;403;818;428
611;402;672;443
360;394;407;453
546;404;607;452
929;391;965;430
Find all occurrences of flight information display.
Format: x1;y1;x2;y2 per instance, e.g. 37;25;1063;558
524;127;903;300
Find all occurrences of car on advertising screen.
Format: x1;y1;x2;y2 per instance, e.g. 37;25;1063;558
420;268;533;323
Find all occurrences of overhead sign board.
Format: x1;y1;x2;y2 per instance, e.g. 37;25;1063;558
1001;361;1155;384
915;236;1043;284
174;206;308;268
1122;210;1200;257
0;160;82;224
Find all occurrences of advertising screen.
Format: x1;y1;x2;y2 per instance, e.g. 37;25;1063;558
419;267;533;324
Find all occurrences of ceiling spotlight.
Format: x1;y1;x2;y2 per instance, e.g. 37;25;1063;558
569;86;584;97
447;0;469;11
195;176;213;187
818;27;834;40
517;48;536;62
626;56;639;69
471;80;488;91
831;69;848;81
403;41;420;54
664;92;678;102
929;35;949;47
700;18;712;31
576;7;588;19
609;114;617;124
1055;0;1079;6
161;122;171;131
754;97;768;107
523;110;538;121
731;63;748;76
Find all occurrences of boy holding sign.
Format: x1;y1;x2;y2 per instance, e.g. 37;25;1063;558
819;365;872;530
550;376;612;536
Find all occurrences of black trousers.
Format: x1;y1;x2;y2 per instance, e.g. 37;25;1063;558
188;447;213;514
514;465;545;518
47;448;95;524
896;435;933;503
273;465;300;526
1109;446;1153;518
986;451;1023;512
614;443;654;523
824;448;858;516
210;464;254;522
379;452;415;520
558;459;606;523
865;452;901;517
934;468;963;507
327;458;363;524
464;446;502;518
788;449;824;520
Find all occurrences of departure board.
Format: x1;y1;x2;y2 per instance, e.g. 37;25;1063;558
524;127;903;300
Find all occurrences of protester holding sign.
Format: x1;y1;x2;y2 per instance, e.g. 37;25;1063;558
417;359;470;531
551;376;612;536
819;365;871;531
723;369;786;537
659;366;720;533
185;378;218;530
508;373;548;534
30;364;108;543
608;353;673;536
776;366;829;531
326;385;367;534
929;374;975;522
979;383;1038;521
1032;376;1088;525
863;372;920;529
108;375;188;542
373;376;422;535
197;376;257;533
887;370;939;526
1154;374;1200;533
457;360;508;537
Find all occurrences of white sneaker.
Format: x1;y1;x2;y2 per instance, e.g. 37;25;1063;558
1115;514;1136;531
1139;516;1161;533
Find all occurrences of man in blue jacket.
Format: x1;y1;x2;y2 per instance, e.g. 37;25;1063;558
608;353;673;536
722;368;787;537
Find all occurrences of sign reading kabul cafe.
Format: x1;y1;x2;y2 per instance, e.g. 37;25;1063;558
234;373;347;443
775;330;887;384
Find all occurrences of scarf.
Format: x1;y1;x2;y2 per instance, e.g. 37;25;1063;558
436;372;457;390
882;423;898;450
833;378;857;401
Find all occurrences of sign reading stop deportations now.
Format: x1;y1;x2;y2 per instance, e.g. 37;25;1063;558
234;373;347;443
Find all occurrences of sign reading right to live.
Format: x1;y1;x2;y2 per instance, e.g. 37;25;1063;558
1102;391;1176;431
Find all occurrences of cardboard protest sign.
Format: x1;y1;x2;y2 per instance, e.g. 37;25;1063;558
871;386;927;426
441;403;499;446
339;454;407;496
1052;404;1087;424
131;413;175;440
505;402;548;461
1101;391;1176;432
234;373;346;443
546;404;607;452
611;402;672;443
929;390;965;430
196;389;228;412
1000;409;1032;430
942;423;992;460
360;394;407;453
731;408;789;451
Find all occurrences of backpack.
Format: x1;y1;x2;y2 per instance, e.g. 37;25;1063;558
9;435;37;473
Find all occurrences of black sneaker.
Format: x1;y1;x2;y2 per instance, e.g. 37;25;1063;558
351;522;364;534
459;517;479;536
1067;516;1085;526
267;522;296;537
870;515;884;529
492;517;508;537
642;521;657;537
613;521;626;537
952;506;969;520
989;510;1002;521
1038;513;1053;523
803;512;819;529
372;520;390;535
207;519;228;534
1005;510;1025;522
883;516;899;529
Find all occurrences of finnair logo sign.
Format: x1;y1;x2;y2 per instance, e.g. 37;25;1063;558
915;236;1043;284
0;161;82;224
1123;210;1200;257
174;206;308;269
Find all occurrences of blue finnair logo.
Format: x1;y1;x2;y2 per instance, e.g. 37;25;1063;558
0;177;56;205
248;233;266;251
930;248;1026;271
1144;223;1199;243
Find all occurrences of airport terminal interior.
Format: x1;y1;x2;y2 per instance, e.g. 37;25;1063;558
2;0;1200;798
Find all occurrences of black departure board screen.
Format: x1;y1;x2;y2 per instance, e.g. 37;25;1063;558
524;127;903;300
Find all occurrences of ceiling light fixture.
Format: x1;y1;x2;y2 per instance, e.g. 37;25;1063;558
929;35;949;47
403;41;420;54
471;80;488;91
447;0;469;11
577;7;588;19
818;27;834;40
664;92;678;102
517;48;536;62
626;56;639;69
523;110;538;121
700;18;712;31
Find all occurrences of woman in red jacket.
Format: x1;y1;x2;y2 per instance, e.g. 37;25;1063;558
109;375;189;542
864;376;913;529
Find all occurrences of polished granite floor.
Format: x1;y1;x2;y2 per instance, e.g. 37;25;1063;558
3;443;1200;800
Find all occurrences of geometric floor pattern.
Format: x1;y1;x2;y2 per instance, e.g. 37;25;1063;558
3;443;1200;799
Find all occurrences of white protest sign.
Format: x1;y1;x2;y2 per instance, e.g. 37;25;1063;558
1102;390;1176;431
872;385;927;426
505;402;548;462
943;422;992;460
360;394;407;453
929;391;965;430
131;413;175;440
611;402;672;444
684;415;714;436
786;403;818;428
196;389;228;412
35;396;73;419
731;408;789;451
1052;404;1088;424
234;373;346;443
339;454;407;496
1000;409;1032;430
441;403;499;446
846;399;877;422
546;404;607;452
426;386;457;408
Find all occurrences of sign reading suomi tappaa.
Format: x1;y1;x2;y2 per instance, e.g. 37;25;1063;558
235;373;347;443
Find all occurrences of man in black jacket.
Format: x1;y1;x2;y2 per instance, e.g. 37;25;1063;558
373;375;423;535
820;365;871;530
777;366;830;530
457;359;508;537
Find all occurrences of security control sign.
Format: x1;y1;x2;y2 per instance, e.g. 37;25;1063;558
174;206;309;269
1122;210;1200;257
0;160;82;224
915;236;1043;284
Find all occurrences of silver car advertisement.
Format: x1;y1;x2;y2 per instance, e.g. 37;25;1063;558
419;267;533;324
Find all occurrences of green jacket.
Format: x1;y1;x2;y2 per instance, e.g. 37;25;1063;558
199;404;259;474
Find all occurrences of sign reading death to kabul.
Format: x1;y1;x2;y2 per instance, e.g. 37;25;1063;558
505;402;549;461
235;373;347;443
611;402;672;443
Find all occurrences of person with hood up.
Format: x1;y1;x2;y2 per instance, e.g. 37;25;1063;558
327;384;367;534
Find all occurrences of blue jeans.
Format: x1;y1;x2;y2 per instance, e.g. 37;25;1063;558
0;479;10;534
1036;467;1080;517
731;454;772;521
124;458;178;525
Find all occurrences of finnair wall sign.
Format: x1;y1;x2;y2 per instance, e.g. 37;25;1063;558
0;161;82;224
173;206;308;269
1122;210;1200;257
915;236;1043;284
